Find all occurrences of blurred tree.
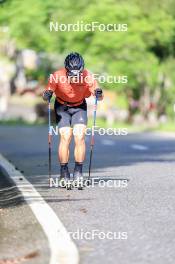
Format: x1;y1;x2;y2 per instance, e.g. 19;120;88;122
0;0;175;121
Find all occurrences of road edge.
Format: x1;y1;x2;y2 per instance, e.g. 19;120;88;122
0;153;79;264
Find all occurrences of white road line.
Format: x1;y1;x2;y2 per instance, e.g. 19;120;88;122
131;144;148;151
0;154;79;264
101;139;115;146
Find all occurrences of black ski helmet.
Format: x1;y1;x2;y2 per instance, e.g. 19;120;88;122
64;52;84;76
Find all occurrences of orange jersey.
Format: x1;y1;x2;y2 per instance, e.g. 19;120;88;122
45;68;98;105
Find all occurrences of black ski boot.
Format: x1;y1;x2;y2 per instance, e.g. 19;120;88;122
73;162;84;190
60;163;72;190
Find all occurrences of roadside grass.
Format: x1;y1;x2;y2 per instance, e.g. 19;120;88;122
1;117;174;133
88;119;175;133
0;115;175;132
0;118;45;126
155;122;175;132
0;117;139;130
3;94;174;132
87;118;158;132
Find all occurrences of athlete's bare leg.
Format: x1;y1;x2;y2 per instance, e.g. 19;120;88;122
73;124;86;162
58;127;73;163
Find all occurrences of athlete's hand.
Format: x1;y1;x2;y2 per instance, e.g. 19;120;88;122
43;90;53;101
95;88;103;101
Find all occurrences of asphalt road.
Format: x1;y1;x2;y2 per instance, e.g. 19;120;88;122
0;125;175;264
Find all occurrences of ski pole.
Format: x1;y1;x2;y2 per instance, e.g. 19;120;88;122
48;98;52;181
88;96;98;183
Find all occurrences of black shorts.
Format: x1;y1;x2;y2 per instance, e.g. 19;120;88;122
54;99;88;128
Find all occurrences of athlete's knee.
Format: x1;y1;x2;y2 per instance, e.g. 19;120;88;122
60;134;72;146
74;132;85;145
73;124;86;136
73;125;86;143
59;127;72;144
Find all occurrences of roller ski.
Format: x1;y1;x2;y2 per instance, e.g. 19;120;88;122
73;162;84;190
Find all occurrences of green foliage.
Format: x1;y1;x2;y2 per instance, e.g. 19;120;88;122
1;0;175;117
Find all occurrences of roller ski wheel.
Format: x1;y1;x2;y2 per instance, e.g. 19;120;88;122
66;180;72;190
59;178;72;190
59;165;71;189
73;171;84;190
